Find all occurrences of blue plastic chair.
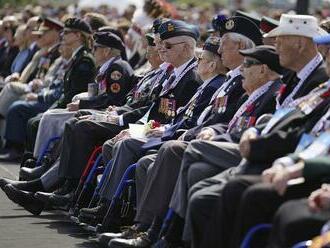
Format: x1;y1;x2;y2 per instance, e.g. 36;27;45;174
240;223;272;248
36;136;61;166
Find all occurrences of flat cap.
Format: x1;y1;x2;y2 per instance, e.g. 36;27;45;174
64;17;92;35
219;16;263;45
158;19;199;41
239;45;284;74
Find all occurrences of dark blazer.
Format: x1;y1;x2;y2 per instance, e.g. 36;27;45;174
147;59;201;124
184;74;245;141
120;68;172;125
79;57;135;109
212;79;282;143
121;60;201;126
161;74;226;140
57;47;96;108
0;45;19;77
278;62;328;105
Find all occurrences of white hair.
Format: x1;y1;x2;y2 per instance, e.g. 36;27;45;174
227;32;255;49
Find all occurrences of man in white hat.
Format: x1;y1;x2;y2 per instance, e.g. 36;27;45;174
265;14;328;108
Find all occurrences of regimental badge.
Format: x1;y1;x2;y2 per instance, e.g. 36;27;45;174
225;19;235;30
167;23;175;32
110;70;123;81
110;83;121;93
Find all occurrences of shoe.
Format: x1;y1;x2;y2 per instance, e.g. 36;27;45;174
0;177;43;192
98;225;140;246
3;184;44;215
54;179;79;195
19;166;47;181
34;190;74;207
108;232;152;248
78;203;108;226
0;149;23;162
0;177;17;190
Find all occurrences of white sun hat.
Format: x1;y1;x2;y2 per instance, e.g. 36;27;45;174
264;14;327;39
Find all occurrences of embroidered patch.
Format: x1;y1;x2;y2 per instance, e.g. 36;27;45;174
110;83;121;93
110;70;123;81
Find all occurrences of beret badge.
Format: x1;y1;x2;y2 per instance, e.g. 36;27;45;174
225;19;235;30
167;23;175;32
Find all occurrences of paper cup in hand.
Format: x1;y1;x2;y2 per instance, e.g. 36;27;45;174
129;124;146;138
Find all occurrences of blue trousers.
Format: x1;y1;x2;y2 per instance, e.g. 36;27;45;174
5;100;50;144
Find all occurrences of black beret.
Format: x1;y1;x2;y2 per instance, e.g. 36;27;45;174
203;36;221;56
94;32;125;52
219;16;263;45
158;19;199;41
260;16;279;34
239;45;284;74
234;10;261;28
64;17;92;35
145;33;156;46
211;14;228;34
97;26;124;42
32;17;63;35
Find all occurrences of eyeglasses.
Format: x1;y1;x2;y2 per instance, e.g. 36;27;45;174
242;59;263;68
162;41;186;50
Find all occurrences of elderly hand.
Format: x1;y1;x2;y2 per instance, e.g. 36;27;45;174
25;93;38;101
239;128;259;158
67;101;80;112
31;79;43;92
309;184;330;212
5;73;20;83
107;115;119;125
113;129;131;143
197;127;216;140
262;164;291;196
106;105;116;112
262;160;304;196
145;127;165;138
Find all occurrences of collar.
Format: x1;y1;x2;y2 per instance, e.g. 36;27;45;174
226;66;241;79
247;80;274;100
200;75;219;90
99;56;118;75
29;41;37;50
173;58;194;77
71;45;84;59
160;62;171;70
297;53;323;80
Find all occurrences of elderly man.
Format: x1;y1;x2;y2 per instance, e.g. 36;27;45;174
105;43;282;248
33;19;201;208
0;17;62;119
85;36;227;246
185;14;330;248
208;21;330;248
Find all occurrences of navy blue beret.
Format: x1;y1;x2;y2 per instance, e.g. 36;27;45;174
158;19;200;41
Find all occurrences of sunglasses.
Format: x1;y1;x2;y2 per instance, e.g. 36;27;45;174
242;59;263;68
162;41;186;50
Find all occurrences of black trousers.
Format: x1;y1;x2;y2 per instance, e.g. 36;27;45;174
268;198;330;248
204;175;322;248
58;118;124;180
26;113;43;153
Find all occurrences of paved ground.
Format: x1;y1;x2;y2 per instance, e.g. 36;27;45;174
0;162;99;248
